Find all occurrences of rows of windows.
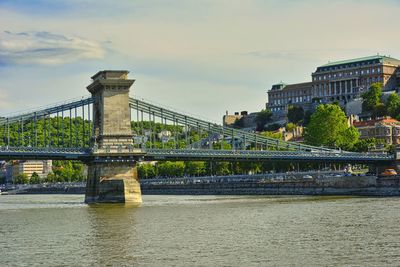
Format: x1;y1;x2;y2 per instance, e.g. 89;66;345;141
270;90;310;99
313;68;381;81
317;59;381;72
272;95;311;106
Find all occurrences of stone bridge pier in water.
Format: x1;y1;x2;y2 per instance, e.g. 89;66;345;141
85;70;142;204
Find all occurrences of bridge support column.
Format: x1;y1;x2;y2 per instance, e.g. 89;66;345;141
85;70;142;204
85;161;142;204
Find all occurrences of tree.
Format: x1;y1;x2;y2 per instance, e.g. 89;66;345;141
232;118;244;129
287;105;304;124
157;161;185;177
386;93;400;118
30;172;41;184
362;83;382;113
264;123;281;131
14;173;29;184
353;138;376;152
304;104;359;149
45;173;57;183
255;109;272;131
286;122;296;132
138;163;156;179
373;103;387;118
185;161;206;176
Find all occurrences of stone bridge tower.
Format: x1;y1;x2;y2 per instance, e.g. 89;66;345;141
85;70;142;204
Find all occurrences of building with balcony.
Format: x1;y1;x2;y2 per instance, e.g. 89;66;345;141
352;117;400;145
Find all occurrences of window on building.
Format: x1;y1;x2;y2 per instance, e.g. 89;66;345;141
361;70;364;75
378;68;381;73
366;69;370;74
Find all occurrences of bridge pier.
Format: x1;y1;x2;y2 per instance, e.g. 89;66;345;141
85;161;142;204
84;70;142;204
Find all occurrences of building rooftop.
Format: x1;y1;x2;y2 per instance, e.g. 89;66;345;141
319;55;400;68
353;117;400;127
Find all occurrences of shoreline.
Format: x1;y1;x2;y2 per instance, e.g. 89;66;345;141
2;174;399;197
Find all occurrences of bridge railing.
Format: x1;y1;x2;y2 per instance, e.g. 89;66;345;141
129;97;340;153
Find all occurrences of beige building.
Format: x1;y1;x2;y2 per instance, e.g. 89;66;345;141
312;55;400;104
352;117;400;145
267;55;400;119
267;82;312;113
223;111;258;129
12;160;53;179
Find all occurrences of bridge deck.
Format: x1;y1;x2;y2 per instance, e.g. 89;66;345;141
0;147;393;163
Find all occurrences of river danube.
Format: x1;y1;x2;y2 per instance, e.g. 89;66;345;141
1;195;400;266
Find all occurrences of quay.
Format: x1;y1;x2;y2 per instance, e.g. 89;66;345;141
3;173;400;197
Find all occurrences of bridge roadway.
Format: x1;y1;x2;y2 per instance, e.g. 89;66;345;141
0;146;394;164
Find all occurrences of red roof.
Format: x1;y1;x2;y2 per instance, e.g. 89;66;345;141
353;117;400;127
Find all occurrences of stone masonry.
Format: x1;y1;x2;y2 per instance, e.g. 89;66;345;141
85;70;142;204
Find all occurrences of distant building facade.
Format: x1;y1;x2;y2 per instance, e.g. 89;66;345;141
312;55;400;103
352;117;400;145
9;160;53;181
267;82;312;114
267;55;400;119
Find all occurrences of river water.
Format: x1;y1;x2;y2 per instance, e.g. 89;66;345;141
1;195;400;266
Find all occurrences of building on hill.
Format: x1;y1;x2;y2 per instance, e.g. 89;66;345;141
266;55;400;121
267;82;313;114
352;117;400;145
223;111;258;129
312;55;400;104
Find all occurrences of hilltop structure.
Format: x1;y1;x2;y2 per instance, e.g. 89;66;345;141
267;55;400;120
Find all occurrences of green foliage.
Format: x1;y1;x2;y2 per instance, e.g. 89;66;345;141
304;104;359;149
373;103;387;118
52;160;85;182
255;109;272;131
0;117;92;148
157;161;185;178
30;172;41;184
287;105;304;124
185;161;206;176
302;110;313;126
232;118;244;129
14;173;29;184
260;131;283;140
352;138;377;152
386;93;400;118
138;163;157;179
285;122;296;132
361;83;383;113
45;173;57;183
264;123;281;131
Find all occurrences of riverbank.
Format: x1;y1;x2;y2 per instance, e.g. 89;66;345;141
2;173;400;196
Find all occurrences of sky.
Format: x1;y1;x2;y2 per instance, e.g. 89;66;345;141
0;0;400;123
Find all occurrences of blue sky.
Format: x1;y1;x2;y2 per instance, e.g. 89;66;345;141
1;0;400;122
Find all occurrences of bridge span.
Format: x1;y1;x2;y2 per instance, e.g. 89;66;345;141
0;70;398;204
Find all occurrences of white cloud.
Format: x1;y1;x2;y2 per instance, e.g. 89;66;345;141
0;31;105;65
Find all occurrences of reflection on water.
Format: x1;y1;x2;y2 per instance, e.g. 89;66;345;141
1;194;400;266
